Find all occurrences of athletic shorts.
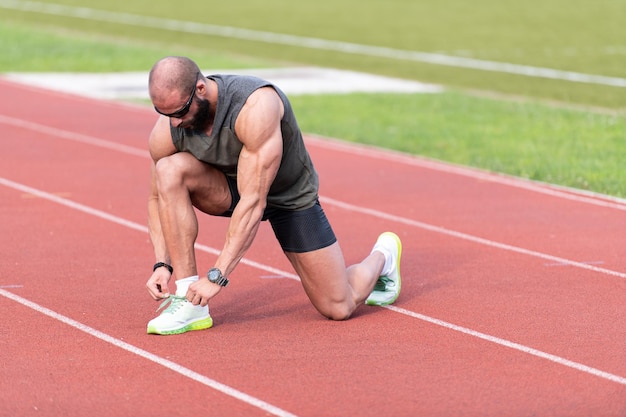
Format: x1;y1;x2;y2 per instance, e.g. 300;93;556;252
219;175;337;253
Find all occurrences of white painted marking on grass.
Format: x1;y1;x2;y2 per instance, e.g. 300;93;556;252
1;179;625;386
384;305;626;386
4;68;443;100
0;288;299;417
0;0;624;88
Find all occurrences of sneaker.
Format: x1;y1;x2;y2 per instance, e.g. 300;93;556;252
147;295;213;335
366;232;402;306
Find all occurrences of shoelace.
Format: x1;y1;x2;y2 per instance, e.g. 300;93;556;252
373;276;395;292
156;295;187;313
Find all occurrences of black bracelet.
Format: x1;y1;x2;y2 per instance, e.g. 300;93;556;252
153;262;173;274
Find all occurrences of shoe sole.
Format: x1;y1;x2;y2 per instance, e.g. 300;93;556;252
147;316;213;335
366;232;402;306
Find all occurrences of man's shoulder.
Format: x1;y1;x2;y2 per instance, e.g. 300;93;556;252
148;116;176;161
212;74;273;95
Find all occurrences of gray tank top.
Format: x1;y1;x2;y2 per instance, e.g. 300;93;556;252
170;74;319;210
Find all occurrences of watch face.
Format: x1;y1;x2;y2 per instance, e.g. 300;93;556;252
208;268;221;282
208;268;228;286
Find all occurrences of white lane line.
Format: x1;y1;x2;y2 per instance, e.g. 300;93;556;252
320;196;626;280
0;288;299;417
0;0;624;88
0;114;147;158
544;260;605;267
0;177;299;280
1;178;625;387
1;113;625;279
3;112;626;212
385;305;626;386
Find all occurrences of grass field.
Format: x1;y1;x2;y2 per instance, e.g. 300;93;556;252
1;0;625;197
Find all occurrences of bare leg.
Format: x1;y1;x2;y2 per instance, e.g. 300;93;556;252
154;153;232;279
285;242;385;320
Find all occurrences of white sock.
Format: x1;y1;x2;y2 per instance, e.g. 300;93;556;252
175;275;199;297
371;245;393;277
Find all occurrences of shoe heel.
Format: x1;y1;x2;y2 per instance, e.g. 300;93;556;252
188;316;213;331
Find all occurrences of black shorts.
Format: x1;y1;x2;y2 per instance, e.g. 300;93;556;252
219;176;337;253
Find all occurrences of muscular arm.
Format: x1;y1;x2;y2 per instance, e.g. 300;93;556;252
186;87;285;307
148;161;168;264
214;87;284;277
146;116;178;299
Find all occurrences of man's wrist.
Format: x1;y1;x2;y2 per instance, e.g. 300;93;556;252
153;262;173;274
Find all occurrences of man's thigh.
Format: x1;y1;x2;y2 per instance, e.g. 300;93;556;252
285;243;354;314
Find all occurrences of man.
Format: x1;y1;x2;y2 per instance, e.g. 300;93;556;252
145;56;402;335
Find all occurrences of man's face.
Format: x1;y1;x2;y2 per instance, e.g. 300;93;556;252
179;96;211;131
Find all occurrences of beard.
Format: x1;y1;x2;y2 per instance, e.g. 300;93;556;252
182;97;212;132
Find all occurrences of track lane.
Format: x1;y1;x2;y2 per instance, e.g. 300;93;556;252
1;79;625;416
0;293;293;417
309;142;626;271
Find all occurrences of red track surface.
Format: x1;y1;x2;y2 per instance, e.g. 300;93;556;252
1;78;625;417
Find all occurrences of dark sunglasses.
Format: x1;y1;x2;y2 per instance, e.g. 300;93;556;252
154;72;201;118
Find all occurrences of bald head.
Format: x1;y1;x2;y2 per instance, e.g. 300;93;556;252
148;56;201;103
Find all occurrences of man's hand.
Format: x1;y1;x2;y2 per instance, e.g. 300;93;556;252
146;268;172;300
187;278;222;307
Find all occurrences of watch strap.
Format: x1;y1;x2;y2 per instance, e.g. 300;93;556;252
153;262;173;274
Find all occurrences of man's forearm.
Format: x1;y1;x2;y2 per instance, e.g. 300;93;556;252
214;198;265;278
148;196;169;263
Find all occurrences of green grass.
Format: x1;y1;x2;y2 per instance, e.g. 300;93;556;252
1;2;625;197
0;21;273;72
2;0;624;108
290;93;626;196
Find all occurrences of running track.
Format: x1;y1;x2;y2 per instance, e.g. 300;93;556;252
0;78;624;417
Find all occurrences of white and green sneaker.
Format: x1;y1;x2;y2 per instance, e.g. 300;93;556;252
366;232;402;306
147;295;213;335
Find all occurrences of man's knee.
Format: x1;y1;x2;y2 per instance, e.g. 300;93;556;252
154;155;184;189
318;300;355;321
154;153;203;194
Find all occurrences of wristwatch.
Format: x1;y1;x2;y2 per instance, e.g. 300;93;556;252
207;268;229;287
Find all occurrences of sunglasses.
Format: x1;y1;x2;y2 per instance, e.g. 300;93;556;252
154;72;201;118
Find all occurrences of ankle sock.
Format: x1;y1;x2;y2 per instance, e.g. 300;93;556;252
371;245;393;277
175;275;199;297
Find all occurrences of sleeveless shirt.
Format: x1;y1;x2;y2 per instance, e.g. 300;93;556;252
170;75;319;211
